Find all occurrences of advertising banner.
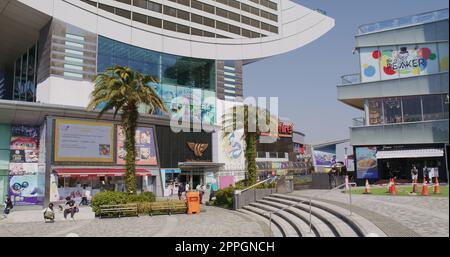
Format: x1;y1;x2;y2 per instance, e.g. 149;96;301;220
9;163;38;176
356;147;379;179
9;125;42;205
9;174;43;205
116;126;158;165
360;47;381;82
54;119;114;162
313;145;336;167
360;43;443;82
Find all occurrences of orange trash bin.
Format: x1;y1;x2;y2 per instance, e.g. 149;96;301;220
187;191;200;214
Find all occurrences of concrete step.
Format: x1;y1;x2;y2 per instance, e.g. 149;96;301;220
242;205;299;237
237;209;283;237
263;196;358;237
274;194;387;237
256;199;336;237
249;202;315;237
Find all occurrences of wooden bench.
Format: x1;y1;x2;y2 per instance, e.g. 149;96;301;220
99;203;139;218
149;200;187;216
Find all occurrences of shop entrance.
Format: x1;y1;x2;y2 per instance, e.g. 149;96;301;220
179;170;204;189
378;157;447;182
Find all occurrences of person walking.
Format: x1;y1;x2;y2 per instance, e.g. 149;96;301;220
185;183;190;198
423;165;430;183
199;184;205;204
328;166;337;189
3;197;13;219
43;203;55;223
178;183;185;200
80;185;89;206
63;196;77;220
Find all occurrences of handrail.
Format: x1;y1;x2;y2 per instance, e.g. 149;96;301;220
266;181;357;234
235;177;276;194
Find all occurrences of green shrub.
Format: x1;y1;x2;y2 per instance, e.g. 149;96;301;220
213;186;235;209
127;192;156;203
90;191;129;215
90;191;156;215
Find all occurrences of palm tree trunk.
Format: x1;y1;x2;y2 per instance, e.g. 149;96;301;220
123;104;139;195
246;132;257;186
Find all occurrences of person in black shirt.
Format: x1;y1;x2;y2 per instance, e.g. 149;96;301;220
63;196;77;220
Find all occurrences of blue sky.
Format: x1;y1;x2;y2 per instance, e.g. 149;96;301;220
243;0;448;144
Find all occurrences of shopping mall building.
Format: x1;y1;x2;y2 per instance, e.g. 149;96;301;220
0;0;334;205
337;9;449;185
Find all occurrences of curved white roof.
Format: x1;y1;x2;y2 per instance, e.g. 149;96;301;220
19;0;334;60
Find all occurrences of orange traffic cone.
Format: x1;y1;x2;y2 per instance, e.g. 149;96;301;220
387;178;392;194
434;177;441;194
421;177;429;196
363;179;371;194
390;178;397;195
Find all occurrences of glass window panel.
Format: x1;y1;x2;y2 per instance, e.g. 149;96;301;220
178;0;190;7
443;94;449;119
132;12;147;24
148;17;162;28
229;0;240;9
163;20;177;32
148;2;162;12
115;8;131;19
368;99;383;124
176;24;190;34
203;17;215;28
191;13;202;24
177;9;190;20
422;95;444;121
191;27;203;36
402;96;422;122
438;42;449;72
383;97;402;124
99;3;114;13
191;0;202;11
163;6;177;17
203;3;215;14
216;8;228;18
229;12;240;22
133;0;147;9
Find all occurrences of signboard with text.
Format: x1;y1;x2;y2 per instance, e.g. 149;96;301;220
54;119;114;162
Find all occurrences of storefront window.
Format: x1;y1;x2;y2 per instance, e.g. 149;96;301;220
402;96;422;122
383;97;402;124
443;94;449;119
368;99;384;124
422;95;444;121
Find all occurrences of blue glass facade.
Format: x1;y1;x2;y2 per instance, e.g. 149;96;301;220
97;36;216;124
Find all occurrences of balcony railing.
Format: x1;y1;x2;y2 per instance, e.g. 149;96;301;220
341;73;361;85
352;117;365;127
358;8;449;35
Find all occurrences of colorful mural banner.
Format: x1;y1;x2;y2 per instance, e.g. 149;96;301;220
54;119;114;162
356;147;379;179
313;145;336;167
9;125;42;205
116;126;158;165
9;174;43;205
360;42;448;82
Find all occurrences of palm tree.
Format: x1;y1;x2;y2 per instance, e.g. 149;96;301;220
222;105;278;186
88;66;167;194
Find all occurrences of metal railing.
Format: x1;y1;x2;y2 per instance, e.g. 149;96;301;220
358;8;449;35
267;182;357;234
341;73;361;85
236;177;277;194
352;117;366;127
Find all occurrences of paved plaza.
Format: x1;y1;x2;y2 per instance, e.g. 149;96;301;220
1;190;448;237
0;205;271;237
291;189;449;237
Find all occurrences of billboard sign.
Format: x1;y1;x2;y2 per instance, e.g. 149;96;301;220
116;126;158;165
356;146;378;179
54;119;114;162
313;145;336;167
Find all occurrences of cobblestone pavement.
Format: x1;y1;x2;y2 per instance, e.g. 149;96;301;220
291;189;449;237
0;205;270;237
